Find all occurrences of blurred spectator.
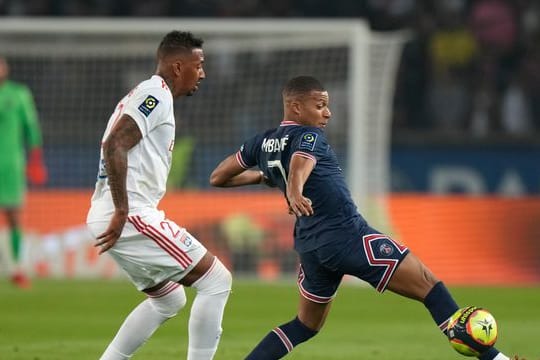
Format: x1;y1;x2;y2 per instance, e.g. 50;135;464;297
426;0;476;132
518;31;540;131
392;4;433;130
468;0;521;136
1;0;540;138
366;0;416;30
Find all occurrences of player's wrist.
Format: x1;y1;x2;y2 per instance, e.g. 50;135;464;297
258;170;265;184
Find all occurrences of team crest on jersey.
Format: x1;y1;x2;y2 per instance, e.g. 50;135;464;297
299;132;318;151
138;95;159;117
379;242;394;256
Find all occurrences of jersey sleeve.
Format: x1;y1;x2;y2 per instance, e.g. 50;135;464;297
19;85;42;149
291;128;326;165
235;134;261;169
122;86;170;137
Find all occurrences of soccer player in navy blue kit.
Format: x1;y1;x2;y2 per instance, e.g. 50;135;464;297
210;76;516;360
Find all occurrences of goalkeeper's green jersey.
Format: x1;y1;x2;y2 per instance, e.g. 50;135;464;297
0;80;42;206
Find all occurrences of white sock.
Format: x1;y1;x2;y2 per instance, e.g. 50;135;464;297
187;291;230;360
100;300;163;360
100;283;186;360
493;354;510;360
187;259;232;360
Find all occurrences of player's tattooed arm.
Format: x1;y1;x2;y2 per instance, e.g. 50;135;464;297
95;114;142;254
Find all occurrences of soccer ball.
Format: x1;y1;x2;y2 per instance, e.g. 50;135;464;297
447;306;498;357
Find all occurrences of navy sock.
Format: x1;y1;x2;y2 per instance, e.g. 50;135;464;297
423;281;459;335
424;282;505;360
245;317;318;359
478;347;504;360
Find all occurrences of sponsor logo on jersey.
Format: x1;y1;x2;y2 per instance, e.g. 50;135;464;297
299;132;318;151
138;95;159;117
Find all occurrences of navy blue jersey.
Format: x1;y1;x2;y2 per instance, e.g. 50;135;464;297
236;120;368;252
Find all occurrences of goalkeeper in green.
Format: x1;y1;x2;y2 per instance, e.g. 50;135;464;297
0;56;47;288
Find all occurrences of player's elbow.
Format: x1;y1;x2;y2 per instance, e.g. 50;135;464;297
209;170;227;187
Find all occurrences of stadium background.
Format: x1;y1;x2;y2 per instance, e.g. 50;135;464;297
1;0;539;285
1;1;540;360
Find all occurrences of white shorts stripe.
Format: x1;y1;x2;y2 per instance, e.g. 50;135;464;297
145;224;192;266
143;226;191;268
128;216;192;268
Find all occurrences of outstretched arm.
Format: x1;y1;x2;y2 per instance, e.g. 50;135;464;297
210;154;265;187
95;114;142;254
286;153;315;217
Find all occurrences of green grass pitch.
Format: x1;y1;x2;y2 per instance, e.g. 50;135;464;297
0;279;538;359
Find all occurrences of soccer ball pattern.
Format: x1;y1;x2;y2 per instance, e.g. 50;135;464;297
447;306;498;357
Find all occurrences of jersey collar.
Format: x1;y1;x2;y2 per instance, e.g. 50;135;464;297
280;120;299;126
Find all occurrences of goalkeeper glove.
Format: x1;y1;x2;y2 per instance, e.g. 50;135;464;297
27;147;47;185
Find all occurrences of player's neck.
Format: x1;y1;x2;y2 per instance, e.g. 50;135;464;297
155;72;175;95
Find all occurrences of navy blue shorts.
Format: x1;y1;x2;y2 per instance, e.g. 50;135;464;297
297;229;409;303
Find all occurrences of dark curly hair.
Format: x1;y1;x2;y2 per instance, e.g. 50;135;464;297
157;31;204;59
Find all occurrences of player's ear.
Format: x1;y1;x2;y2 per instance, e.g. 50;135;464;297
290;100;302;116
172;59;183;76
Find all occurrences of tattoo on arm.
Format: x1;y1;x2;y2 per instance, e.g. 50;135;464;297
102;115;142;214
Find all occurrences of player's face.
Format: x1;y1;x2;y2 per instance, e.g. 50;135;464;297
177;48;205;97
297;90;331;128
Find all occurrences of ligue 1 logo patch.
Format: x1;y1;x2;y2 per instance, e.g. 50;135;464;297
299;132;318;151
138;95;159;117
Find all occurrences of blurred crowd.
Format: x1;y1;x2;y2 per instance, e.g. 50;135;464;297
392;0;540;138
2;0;539;137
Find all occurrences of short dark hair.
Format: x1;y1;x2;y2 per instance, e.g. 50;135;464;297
282;76;325;98
157;31;204;59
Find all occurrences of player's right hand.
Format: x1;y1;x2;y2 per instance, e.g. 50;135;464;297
95;210;127;254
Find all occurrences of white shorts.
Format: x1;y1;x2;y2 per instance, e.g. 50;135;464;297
87;209;207;291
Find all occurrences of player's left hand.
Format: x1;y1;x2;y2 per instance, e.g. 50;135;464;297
287;194;313;217
27;148;48;185
95;210;127;254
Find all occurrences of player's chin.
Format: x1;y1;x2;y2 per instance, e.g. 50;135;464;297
186;87;199;96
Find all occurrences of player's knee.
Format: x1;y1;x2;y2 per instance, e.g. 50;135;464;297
192;258;232;296
148;283;187;318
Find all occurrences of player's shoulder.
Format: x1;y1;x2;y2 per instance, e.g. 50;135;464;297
6;80;30;94
135;75;172;100
288;125;325;141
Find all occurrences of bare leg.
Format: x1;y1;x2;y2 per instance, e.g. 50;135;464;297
386;252;439;301
297;295;333;331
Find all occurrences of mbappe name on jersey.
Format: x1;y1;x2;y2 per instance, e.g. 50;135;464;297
261;135;289;153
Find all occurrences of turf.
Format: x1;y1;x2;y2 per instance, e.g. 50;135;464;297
0;279;538;359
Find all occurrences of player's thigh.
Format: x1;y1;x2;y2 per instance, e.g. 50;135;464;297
88;212;207;291
296;250;341;330
336;232;409;293
298;250;343;304
386;251;439;301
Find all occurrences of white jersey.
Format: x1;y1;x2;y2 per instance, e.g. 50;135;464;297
87;75;175;223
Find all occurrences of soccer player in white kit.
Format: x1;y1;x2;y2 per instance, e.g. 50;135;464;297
86;31;232;360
